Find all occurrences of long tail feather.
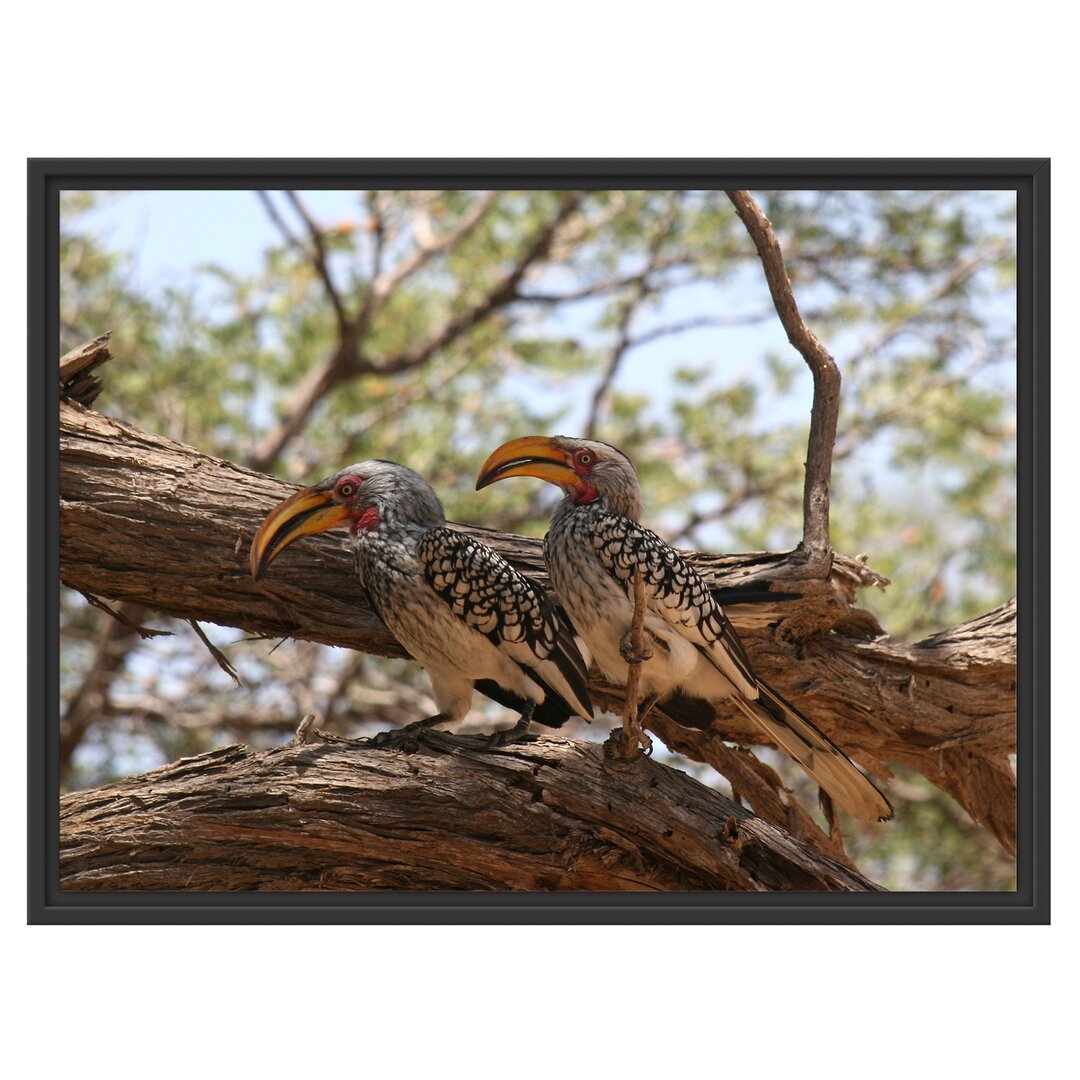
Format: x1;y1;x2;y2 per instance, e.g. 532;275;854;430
731;683;894;823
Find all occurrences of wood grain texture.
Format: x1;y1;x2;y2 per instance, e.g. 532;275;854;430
59;736;881;892
58;400;890;657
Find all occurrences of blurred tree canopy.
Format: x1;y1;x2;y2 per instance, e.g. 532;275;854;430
59;188;1016;890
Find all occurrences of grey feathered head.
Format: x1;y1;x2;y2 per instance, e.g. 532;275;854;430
250;459;445;579
476;435;644;521
333;460;447;533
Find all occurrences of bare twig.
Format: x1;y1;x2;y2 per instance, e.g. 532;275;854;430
60;605;148;773
375;191;583;377
627;311;776;348
370;190;499;303
726;190;841;570
672;471;802;547
283;191;350;333
517;255;696;303
256;191;305;252
77;591;171;640
291;712;319;745
585;312;772;440
319;652;366;730
584;203;678;438
583;294;648;440
188;620;242;688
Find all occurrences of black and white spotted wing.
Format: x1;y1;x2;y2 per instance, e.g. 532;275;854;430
587;511;760;698
418;528;593;721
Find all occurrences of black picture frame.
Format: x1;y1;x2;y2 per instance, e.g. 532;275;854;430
31;158;1050;924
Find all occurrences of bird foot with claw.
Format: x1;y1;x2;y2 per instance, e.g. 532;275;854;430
605;724;653;760
367;728;425;753
367;716;448;753
619;629;655;666
480;730;530;750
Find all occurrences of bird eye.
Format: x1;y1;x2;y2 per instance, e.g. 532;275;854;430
336;481;357;498
576;451;592;467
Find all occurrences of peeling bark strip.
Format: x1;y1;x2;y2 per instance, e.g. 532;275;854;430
59;737;880;892
58;401;1017;854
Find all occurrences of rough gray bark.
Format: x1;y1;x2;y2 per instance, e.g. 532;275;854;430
59;399;1017;856
59;735;881;892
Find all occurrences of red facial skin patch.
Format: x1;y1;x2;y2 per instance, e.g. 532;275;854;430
352;504;379;533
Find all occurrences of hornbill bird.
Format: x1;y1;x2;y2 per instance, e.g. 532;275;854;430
250;461;593;748
476;436;893;822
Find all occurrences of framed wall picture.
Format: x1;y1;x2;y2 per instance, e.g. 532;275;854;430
32;159;1048;922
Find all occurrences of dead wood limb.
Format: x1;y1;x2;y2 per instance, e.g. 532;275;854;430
59;333;112;407
59;736;881;892
726;190;841;571
58;401;1017;853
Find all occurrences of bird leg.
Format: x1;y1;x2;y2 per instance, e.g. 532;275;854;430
480;702;536;748
367;712;451;752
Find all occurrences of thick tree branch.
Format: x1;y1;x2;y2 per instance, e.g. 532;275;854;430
726;190;841;570
59;736;880;892
59;401;1016;852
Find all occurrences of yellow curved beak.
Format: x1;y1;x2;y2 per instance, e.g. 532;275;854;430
475;436;578;491
250;487;353;581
